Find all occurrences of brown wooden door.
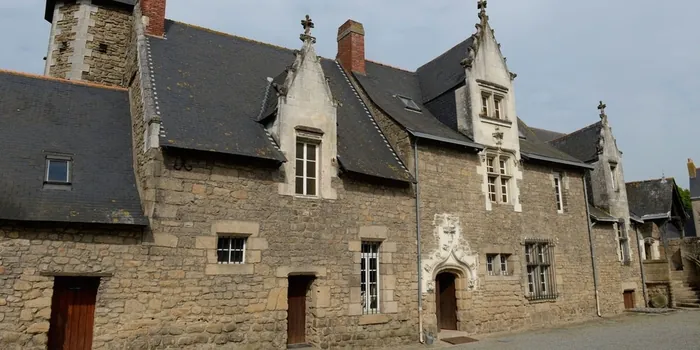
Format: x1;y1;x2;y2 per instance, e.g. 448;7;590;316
48;277;100;350
623;290;635;309
436;273;457;330
287;276;312;345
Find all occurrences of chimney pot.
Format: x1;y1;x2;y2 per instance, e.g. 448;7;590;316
336;20;366;75
141;0;167;37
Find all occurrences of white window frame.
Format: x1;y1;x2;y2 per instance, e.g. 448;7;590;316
486;253;511;276
45;157;72;183
481;92;490;116
216;236;247;264
617;222;631;263
361;241;380;314
486;154;511;204
295;139;319;196
554;173;564;213
486;254;496;276
500;254;510;276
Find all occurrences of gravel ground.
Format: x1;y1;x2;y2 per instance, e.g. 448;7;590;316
405;310;700;350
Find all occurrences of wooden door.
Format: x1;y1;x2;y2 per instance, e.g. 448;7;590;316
48;277;100;350
623;290;635;309
287;276;311;345
436;273;457;330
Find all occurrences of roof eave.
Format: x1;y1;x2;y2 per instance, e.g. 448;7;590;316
641;213;671;221
591;215;618;223
410;131;484;150
521;152;595;170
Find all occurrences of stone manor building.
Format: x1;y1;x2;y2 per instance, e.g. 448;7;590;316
0;0;645;349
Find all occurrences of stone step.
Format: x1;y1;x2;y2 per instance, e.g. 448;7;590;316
677;302;700;308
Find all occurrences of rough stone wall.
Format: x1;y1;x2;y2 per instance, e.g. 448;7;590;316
0;224;144;350
415;143;598;336
592;224;643;314
83;6;133;86
47;3;79;79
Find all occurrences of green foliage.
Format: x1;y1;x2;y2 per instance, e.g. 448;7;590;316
678;187;692;212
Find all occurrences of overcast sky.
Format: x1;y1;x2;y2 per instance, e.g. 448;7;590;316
1;0;698;188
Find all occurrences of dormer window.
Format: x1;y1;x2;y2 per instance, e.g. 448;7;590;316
45;157;71;184
398;96;421;113
481;92;506;120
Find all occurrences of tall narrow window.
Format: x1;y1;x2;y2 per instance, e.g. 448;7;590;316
486;155;510;204
494;96;503;119
554;173;563;213
481;93;490;116
361;242;380;314
525;241;557;300
617;222;630;263
486;254;496;275
610;164;617;190
295;140;318;196
500;254;510;276
46;158;71;183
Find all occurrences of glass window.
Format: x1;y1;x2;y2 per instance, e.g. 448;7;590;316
361;242;380;314
217;237;246;264
554;174;563;213
525;241;556;300
295;140;318;196
46;158;70;183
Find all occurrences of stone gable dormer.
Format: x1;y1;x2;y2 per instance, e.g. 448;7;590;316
266;16;339;199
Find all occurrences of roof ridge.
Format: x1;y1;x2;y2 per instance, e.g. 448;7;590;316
0;69;127;92
626;177;676;184
167;19;296;54
549;120;602;143
365;59;414;74
416;38;469;72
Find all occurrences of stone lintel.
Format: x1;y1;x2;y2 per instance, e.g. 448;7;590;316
358;314;390;325
39;272;113;277
621;281;638;291
211;220;260;236
359;225;388;240
276;266;327;278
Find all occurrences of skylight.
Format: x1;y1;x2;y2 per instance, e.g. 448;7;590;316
398;96;421;112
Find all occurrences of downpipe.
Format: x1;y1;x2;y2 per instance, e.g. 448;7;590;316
635;226;649;307
414;138;424;344
583;176;602;317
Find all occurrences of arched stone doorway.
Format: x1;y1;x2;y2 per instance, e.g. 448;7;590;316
436;271;458;331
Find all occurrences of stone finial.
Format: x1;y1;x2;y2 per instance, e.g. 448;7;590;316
598;101;607;119
300;15;316;43
477;0;489;21
688;158;697;178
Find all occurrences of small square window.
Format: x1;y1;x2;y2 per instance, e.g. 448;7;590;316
398;96;421;112
46;158;71;183
217;236;246;264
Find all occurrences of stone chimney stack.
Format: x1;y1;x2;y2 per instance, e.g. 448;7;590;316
337;20;366;75
141;0;167;37
689;158;697;178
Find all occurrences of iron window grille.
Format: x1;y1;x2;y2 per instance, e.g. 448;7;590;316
361;241;380;314
217;237;246;264
525;240;557;301
295;140;318;196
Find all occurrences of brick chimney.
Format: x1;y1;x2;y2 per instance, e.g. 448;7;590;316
689;159;697;178
141;0;167;37
337;20;366;75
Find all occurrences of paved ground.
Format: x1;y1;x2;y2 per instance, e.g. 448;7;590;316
407;310;700;350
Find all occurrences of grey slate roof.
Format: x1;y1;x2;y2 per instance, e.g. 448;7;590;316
548;122;603;163
416;39;472;103
530;127;566;143
354;61;476;146
626;179;675;218
690;171;700;198
148;21;411;182
0;72;147;225
518;119;590;168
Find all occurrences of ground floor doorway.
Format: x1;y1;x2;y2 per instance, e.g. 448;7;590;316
48;276;100;350
436;272;458;331
623;290;635;309
287;275;313;346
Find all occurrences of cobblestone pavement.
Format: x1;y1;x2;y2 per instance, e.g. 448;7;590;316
404;310;700;350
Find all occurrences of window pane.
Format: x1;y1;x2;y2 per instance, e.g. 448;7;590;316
369;258;377;270
232;238;244;250
232;251;243;263
307;160;316;179
47;160;69;182
217;237;229;250
487;158;495;173
296;142;304;159
307;144;316;161
217;249;229;263
306;178;316;196
295;176;304;194
296;160;304;177
499;159;507;175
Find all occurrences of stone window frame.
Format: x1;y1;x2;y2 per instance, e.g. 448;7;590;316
360;241;381;314
609;162;619;192
486;153;511;205
200;220;267;276
216;236;247;264
616;221;632;264
485;253;512;276
294;133;321;197
522;239;558;301
481;245;519;282
477;80;511;124
348;226;397;325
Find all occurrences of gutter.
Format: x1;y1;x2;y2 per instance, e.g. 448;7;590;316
583;175;602;317
413;138;424;344
641;212;671;221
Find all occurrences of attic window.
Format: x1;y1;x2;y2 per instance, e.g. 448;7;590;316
398;96;421;112
45;157;71;184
